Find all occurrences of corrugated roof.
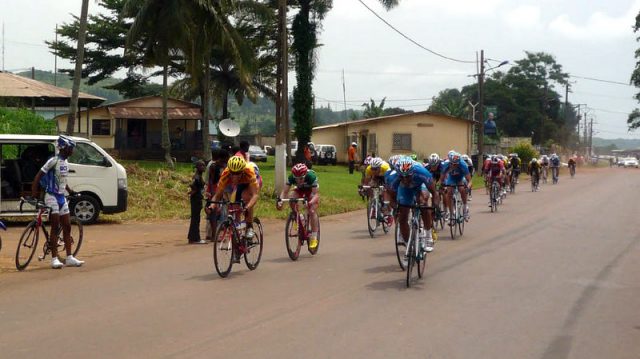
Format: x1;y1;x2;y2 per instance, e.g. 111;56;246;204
108;107;201;120
313;110;474;130
0;71;105;106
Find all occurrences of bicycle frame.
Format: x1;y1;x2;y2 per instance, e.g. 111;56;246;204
280;198;310;242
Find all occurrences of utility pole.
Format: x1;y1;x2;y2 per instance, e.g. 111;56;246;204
2;22;5;71
589;117;594;158
66;0;90;135
274;0;288;195
477;50;485;169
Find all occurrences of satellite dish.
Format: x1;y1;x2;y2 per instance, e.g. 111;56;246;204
219;119;240;137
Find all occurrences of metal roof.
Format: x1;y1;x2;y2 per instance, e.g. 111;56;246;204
107;106;202;120
0;71;105;107
312;110;474;130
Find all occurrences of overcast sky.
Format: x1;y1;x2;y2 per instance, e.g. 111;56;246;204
2;0;640;139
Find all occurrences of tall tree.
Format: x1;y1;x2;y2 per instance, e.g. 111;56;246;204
66;0;90;135
628;11;640;130
361;97;386;118
428;89;468;118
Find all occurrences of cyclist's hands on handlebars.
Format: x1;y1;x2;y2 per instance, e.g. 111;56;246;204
275;198;283;211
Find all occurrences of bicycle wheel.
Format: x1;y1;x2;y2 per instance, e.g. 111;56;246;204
367;198;378;238
405;227;417;288
213;221;235;278
307;213;320;255
68;217;84;257
16;221;39;271
244;218;263;270
381;201;390;234
457;199;465;236
394;223;407;271
491;182;498;213
285;213;302;261
449;197;457;239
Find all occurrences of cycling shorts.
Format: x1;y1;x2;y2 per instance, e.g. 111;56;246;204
293;188;313;201
444;175;468;187
396;184;427;206
44;193;70;216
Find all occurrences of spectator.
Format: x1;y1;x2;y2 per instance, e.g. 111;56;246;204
235;140;251;162
204;150;229;241
348;142;358;174
188;160;206;244
304;143;312;165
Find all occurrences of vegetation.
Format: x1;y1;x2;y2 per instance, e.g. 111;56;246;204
0;108;57;135
509;142;539;165
103;157;365;222
629;11;640;131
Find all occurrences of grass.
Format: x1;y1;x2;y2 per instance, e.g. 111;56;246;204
101;157;366;223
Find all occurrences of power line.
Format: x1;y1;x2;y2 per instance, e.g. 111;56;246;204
356;0;475;64
318;68;468;77
570;74;631;86
6;39;48;48
316;96;433;104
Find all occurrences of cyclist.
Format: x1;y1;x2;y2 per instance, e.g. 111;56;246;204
568;156;577;177
390;157;439;253
508;153;522;186
529;158;541;189
361;157;393;223
550;153;561;183
486;155;506;206
440;152;472;221
540;154;550;181
277;163;320;249
31;135;84;269
209;155;260;244
461;154;474;199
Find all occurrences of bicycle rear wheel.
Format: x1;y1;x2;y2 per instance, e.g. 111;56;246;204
449;197;457;239
213;221;235;278
491;182;498;213
457;199;465;236
244;219;263;270
16;221;39;271
285;213;302;261
367;199;378;238
68;217;83;257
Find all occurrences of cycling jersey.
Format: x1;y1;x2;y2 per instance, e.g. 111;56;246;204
509;157;521;172
426;161;443;182
389;164;434;206
365;162;391;178
287;170;318;191
441;160;470;186
568;158;576;166
217;165;258;192
529;161;541;175
550;156;560;167
488;161;505;177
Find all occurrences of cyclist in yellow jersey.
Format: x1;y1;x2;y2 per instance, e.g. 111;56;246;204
361;157;393;225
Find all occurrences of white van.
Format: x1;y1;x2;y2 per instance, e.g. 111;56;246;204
0;134;128;224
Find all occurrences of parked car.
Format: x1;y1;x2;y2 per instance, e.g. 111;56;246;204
315;144;337;165
249;145;268;162
263;145;274;156
289;140;316;162
622;157;639;168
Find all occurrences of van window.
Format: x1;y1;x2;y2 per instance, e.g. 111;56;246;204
68;143;109;166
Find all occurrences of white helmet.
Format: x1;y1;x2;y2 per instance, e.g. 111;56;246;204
428;153;440;165
370;157;384;169
461;154;470;162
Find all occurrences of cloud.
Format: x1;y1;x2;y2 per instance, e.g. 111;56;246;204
504;5;541;29
549;1;640;40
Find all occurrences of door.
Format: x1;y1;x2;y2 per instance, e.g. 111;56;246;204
360;134;368;162
127;119;147;149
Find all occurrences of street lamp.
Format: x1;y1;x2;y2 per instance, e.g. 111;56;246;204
477;51;509;169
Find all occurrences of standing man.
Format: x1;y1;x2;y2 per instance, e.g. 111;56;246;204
348;142;358;174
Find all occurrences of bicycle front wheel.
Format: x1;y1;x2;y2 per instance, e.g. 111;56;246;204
449;198;457;239
244;218;263;270
68;217;84;257
367;199;378;237
457;200;465;236
405;229;417;288
213;221;235;278
394;223;407;271
16;222;39;271
285;213;302;261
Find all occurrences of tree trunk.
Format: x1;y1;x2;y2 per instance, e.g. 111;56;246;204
201;64;212;162
162;63;174;169
66;0;90;135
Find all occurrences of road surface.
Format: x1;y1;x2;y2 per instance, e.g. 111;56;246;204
0;168;638;359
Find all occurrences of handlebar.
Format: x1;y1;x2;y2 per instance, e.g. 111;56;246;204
277;198;308;205
359;185;385;190
19;196;48;213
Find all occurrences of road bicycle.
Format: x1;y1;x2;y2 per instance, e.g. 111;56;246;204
551;166;559;184
432;185;446;231
210;200;263;278
278;198;320;261
489;178;501;213
569;164;576;178
531;172;539;192
359;185;390;238
15;197;83;271
542;166;548;184
509;170;518;194
398;204;430;288
447;185;465;239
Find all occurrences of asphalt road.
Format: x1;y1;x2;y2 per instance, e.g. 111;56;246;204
0;168;638;359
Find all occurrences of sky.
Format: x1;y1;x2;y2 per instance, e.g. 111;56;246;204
2;0;640;139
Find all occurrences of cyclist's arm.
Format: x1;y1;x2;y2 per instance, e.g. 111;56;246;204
426;181;439;206
245;182;260;210
308;186;319;205
31;170;43;197
279;183;292;200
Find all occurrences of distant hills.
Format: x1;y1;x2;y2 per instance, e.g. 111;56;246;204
592;137;640;150
16;70;125;104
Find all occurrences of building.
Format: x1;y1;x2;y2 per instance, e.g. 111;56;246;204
311;111;475;163
54;96;206;161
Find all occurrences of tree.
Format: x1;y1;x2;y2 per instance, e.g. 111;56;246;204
361;97;386;118
67;0;90;135
428;89;468;118
629;11;640;130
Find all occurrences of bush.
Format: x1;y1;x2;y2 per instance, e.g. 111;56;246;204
0;107;57;134
510;141;539;165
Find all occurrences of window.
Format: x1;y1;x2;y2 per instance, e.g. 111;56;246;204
368;133;377;154
392;133;412;151
68;143;109;167
92;119;111;136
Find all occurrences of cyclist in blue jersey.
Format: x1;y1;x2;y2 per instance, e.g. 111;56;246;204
440;152;472;221
390;158;440;253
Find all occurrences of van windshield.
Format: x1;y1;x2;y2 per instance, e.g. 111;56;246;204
68;143;109;166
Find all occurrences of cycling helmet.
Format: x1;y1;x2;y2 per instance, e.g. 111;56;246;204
531;158;538;163
451;152;461;164
388;155;402;168
428;153;440;165
447;150;456;160
491;155;499;164
291;162;308;177
370;157;384;169
397;158;414;177
410;153;418;161
461;154;470;162
363;156;372;166
57;135;76;149
227;155;247;173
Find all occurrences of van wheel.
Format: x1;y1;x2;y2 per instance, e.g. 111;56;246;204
71;195;100;224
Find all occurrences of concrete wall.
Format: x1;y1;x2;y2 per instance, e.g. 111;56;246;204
312;113;473;163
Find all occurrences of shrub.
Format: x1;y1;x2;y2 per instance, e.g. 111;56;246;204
0;107;57;134
510;141;539;165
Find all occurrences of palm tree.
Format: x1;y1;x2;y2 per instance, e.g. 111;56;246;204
362;97;386;118
124;0;189;168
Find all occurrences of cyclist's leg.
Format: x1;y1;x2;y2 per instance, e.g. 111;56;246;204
396;187;414;243
44;194;62;258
